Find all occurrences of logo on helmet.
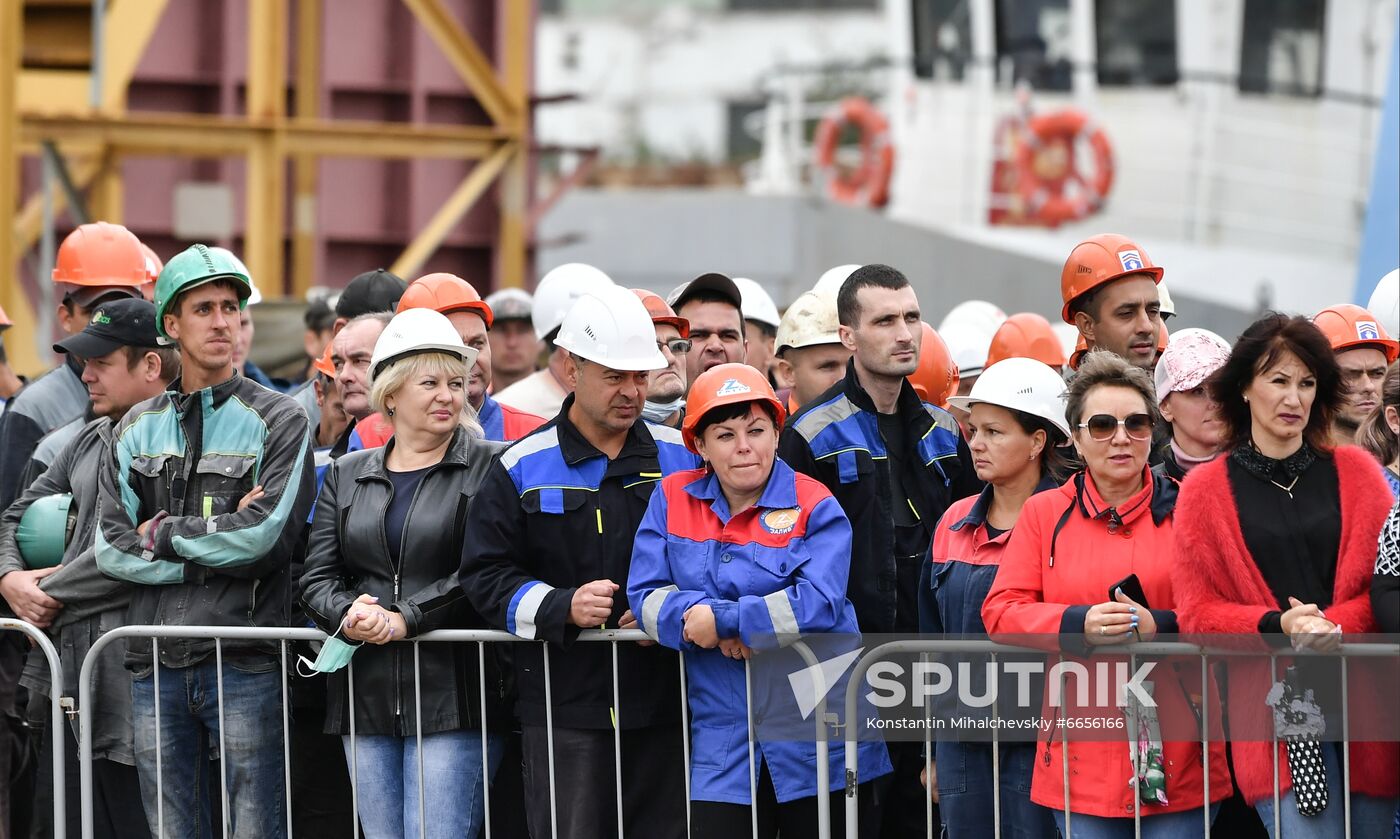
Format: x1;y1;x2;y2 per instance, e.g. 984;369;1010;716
716;378;752;397
1356;321;1381;341
1076;265;1093;275
1117;250;1144;272
92;310;111;325
761;508;800;535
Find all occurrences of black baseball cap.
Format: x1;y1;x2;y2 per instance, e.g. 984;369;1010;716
54;297;160;358
665;272;743;313
336;269;407;319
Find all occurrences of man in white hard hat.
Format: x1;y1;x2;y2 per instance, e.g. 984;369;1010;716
732;277;781;381
461;285;698;839
484;287;540;393
495;262;614;419
666;272;746;389
773;289;851;413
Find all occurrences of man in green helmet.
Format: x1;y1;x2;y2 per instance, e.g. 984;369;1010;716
95;244;314;839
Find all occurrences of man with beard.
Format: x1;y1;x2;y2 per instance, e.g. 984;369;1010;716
1313;303;1399;446
461;285;698;839
632;289;689;428
778;264;979;838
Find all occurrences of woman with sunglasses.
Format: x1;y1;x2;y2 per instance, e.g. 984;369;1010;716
982;350;1231;836
1171;314;1398;838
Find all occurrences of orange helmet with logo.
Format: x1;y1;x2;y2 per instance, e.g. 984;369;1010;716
1313;303;1399;362
631;289;690;338
682;362;787;453
985;313;1066;369
1059;233;1163;324
908;322;960;407
397;272;494;328
52;222;148;290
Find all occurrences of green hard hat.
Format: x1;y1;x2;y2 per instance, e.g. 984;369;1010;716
153;244;253;341
16;494;76;569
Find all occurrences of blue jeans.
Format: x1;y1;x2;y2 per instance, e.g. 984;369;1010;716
935;741;1054;838
342;730;504;839
1253;742;1399;838
1051;803;1219;838
132;661;286;839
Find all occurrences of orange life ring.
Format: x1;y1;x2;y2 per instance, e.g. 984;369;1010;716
1013;108;1113;227
813;97;894;208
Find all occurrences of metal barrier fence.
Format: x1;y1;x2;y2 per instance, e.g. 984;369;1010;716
1;619;1395;839
0;618;66;839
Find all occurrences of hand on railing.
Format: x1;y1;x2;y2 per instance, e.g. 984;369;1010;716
718;638;752;661
570;579;617;628
919;760;939;804
1284;596;1341;653
342;593;407;644
1084;600;1137;646
682;603;719;648
617;609;655;647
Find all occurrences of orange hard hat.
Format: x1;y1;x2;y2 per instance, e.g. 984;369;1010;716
1068;334;1088;370
311;340;336;378
1313;303;1399;362
682;362;787;453
908;322;960;407
631;289;690;338
52;222;148;289
1059;233;1163;324
985;313;1066;369
397;272;494;329
1157;321;1169;354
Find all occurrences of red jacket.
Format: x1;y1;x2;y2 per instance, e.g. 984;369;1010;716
982;469;1232;818
1171;445;1399;804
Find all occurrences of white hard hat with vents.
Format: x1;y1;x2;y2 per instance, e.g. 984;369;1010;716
555;284;668;371
732;277;781;329
775;290;841;353
946;358;1070;438
371;308;478;379
532;262;615;340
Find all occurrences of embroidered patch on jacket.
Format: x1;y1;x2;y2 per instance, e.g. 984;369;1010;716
760;507;800;535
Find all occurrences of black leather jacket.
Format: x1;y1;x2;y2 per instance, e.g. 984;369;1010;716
299;427;509;736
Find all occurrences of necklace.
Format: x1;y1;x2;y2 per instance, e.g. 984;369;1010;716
1270;474;1300;499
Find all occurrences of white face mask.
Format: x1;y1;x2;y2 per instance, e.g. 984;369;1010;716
642;396;685;423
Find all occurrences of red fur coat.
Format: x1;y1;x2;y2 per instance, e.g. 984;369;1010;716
1172;445;1398;804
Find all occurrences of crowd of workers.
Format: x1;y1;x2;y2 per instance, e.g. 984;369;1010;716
0;220;1397;839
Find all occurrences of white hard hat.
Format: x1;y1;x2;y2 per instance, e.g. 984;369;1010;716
813;264;861;297
555;284;667;371
371;308;479;380
532;262;614;340
732;277;781;329
938;300;1007;336
938;320;998;378
775;290;841;353
946;358;1070;438
1156;279;1175;318
1367;269;1399;341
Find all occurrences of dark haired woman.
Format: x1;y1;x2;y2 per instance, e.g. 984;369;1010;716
1173;313;1399;837
1356;361;1400;497
918;358;1068;837
982;350;1231;835
627;363;891;838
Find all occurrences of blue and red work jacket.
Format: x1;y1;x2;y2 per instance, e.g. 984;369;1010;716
627;458;891;804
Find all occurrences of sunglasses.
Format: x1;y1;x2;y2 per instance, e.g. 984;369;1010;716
659;338;692;355
1078;413;1153;441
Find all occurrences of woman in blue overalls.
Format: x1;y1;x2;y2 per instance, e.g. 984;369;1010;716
628;363;891;838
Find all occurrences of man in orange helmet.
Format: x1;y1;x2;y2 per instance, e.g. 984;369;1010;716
631;289;690;428
1059;233;1163;371
1313;303;1400;446
398;273;545;442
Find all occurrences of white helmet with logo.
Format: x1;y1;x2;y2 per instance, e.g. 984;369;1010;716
532;262;615;340
555;284;668;371
946;357;1070;438
371;308;478;380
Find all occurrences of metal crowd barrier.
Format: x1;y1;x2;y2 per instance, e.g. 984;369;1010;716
0;619;1391;839
0;617;67;839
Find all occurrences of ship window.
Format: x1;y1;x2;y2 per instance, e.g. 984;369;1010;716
1095;0;1179;86
994;0;1073;92
911;0;973;81
1239;0;1326;96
